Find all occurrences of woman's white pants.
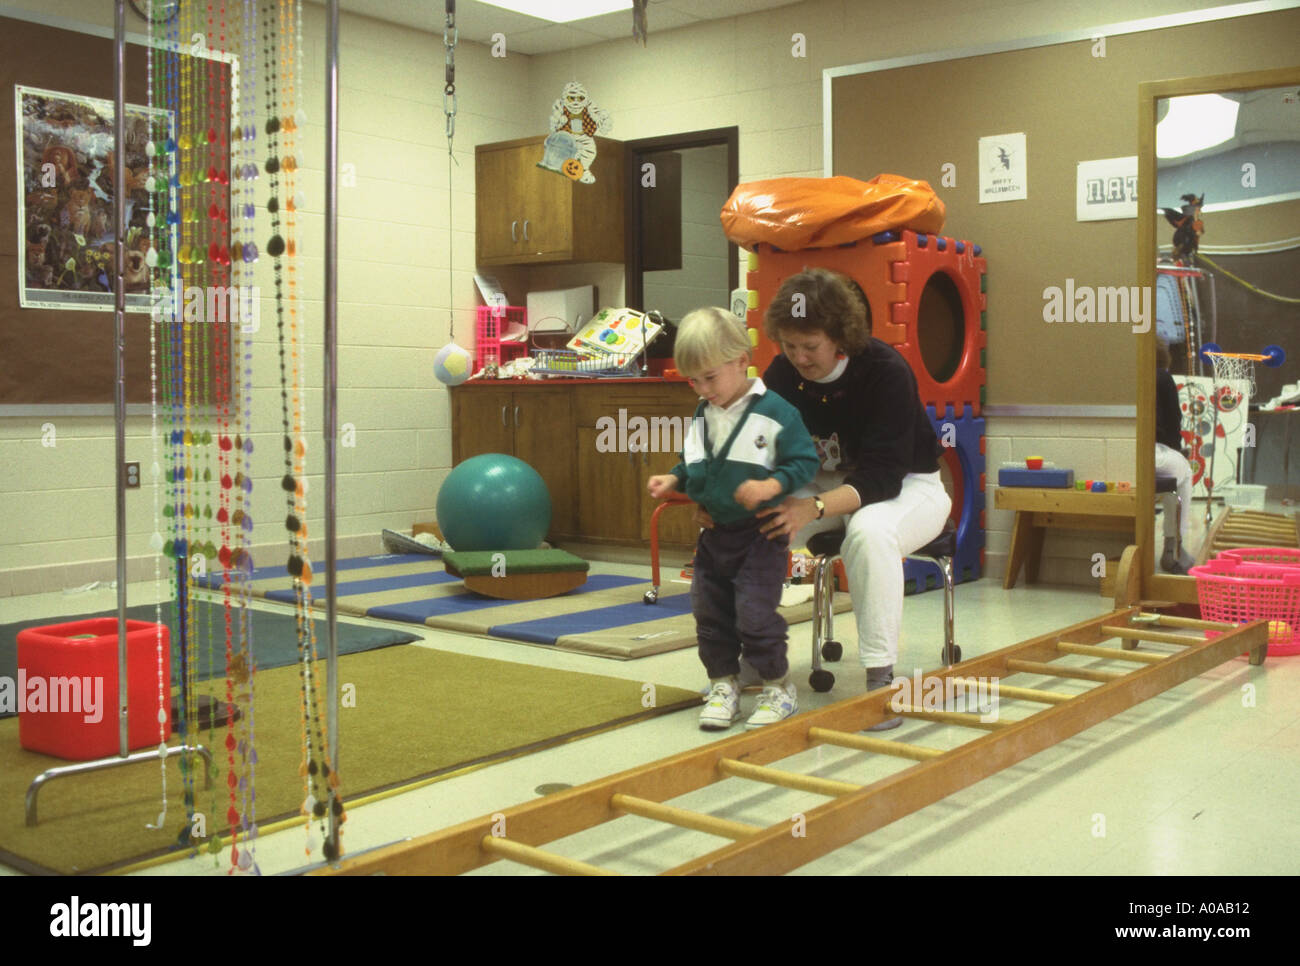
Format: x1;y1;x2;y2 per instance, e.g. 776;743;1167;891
793;470;952;669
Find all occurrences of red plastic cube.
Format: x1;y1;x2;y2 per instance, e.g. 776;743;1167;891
16;618;171;760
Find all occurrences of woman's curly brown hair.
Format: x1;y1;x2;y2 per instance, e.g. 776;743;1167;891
762;267;872;355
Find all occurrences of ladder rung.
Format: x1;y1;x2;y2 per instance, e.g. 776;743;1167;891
1103;626;1201;647
480;835;619;876
1057;641;1167;663
611;794;761;840
1137;612;1235;630
894;706;1010;729
1006;658;1123;682
718;758;861;796
949;677;1074;705
808;727;944;760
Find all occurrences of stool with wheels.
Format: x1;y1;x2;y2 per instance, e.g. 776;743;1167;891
805;518;959;693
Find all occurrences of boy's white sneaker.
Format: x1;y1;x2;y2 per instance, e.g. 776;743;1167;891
699;678;741;730
746;681;798;729
697;658;762;697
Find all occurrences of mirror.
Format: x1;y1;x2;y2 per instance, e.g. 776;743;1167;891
1138;67;1300;602
624;128;739;334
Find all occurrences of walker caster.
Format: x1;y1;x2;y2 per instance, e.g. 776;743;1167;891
821;640;842;662
809;669;835;693
643;589;658;604
941;644;962;665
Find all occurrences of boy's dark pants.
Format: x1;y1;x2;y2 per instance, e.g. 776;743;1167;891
692;517;790;682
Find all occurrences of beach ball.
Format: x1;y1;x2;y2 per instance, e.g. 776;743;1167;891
433;342;472;386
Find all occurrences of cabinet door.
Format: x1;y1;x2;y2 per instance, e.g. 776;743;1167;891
510;143;572;262
475;147;523;264
513;388;576;538
453;388;514;462
640;447;700;548
576;427;642;542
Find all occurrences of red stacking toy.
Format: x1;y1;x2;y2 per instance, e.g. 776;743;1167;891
16;618;170;760
746;229;987;414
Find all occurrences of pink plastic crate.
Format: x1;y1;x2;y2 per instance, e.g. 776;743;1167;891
1189;557;1300;656
475;305;527;372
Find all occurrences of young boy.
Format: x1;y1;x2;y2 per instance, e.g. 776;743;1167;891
647;308;819;730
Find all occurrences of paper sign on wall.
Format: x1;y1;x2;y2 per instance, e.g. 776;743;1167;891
1076;156;1138;221
978;132;1027;203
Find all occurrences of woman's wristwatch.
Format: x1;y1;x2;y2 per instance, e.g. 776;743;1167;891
812;496;825;520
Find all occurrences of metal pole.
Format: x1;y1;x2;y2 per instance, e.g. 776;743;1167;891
113;0;129;759
324;0;341;860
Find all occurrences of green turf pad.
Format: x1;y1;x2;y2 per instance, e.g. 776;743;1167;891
444;548;590;577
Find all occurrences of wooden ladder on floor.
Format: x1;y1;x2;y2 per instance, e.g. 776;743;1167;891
319;609;1266;876
1203;506;1300;557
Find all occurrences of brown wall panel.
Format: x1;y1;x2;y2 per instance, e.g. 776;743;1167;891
832;7;1300;406
1;15;231;406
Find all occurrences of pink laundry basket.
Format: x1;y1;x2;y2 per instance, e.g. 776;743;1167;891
1218;546;1300;567
1189;556;1300;656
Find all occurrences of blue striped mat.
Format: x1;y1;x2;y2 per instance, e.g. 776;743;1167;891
194;552;839;660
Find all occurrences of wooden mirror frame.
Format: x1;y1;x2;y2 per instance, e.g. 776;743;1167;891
623;126;739;313
1136;65;1300;604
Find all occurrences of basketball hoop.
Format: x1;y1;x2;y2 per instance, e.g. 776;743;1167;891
1200;343;1286;397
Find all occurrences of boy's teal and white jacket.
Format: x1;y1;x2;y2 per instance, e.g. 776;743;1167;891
669;379;819;525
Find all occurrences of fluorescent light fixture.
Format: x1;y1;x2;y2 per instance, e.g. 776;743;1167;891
476;0;633;23
1157;94;1240;159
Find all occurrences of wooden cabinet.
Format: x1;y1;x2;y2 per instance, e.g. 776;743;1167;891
451;381;699;549
475;136;625;267
451;386;576;539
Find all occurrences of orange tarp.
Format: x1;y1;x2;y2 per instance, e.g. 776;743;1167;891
720;174;946;251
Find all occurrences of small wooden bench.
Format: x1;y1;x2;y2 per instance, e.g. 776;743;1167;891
994;487;1137;588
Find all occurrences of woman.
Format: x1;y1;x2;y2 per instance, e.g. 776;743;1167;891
757;268;951;721
1155;340;1195;572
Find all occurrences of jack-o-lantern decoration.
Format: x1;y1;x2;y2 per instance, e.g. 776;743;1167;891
561;158;584;181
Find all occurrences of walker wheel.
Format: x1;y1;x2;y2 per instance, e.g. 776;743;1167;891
643;589;658;604
809;669;835;693
821;640;843;662
941;644;962;665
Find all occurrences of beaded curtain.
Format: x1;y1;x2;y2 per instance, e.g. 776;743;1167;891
144;0;341;872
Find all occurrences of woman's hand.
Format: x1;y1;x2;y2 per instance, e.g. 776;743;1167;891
757;495;818;541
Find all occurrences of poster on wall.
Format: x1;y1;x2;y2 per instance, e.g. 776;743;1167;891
15;85;170;312
978;132;1027;203
1076;156;1138;221
1176;374;1252;500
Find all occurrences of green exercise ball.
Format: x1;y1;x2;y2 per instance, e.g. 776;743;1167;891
436;453;551;551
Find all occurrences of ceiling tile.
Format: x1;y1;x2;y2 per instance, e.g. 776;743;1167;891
328;0;807;54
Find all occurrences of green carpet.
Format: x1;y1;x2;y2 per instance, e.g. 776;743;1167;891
1;600;420;716
0;645;699;874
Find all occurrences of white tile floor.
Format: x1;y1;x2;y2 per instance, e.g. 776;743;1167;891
2;553;1297;877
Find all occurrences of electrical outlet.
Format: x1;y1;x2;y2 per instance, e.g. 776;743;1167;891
124;461;140;488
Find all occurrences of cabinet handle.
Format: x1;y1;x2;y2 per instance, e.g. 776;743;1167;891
514;405;520;428
523;219;530;242
511;220;518;242
501;405;508;428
